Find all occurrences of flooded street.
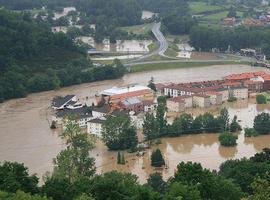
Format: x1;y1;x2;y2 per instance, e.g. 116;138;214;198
1;64;270;183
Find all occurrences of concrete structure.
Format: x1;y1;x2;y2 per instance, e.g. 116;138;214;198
120;97;144;113
192;94;211;108
231;87;249;99
216;89;229;102
53;106;93;127
87;118;105;137
142;100;156;112
92;105;110;118
167;97;185;113
206;91;223;105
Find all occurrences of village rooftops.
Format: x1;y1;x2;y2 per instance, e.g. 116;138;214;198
110;89;153;100
52;95;76;109
92;104;111;114
56;106;92;119
167;97;185;103
206;91;222;95
224;71;267;81
192;94;210;98
122;97;142;106
88;118;106;124
100;84;150;96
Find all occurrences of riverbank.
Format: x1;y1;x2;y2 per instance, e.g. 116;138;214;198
129;60;250;73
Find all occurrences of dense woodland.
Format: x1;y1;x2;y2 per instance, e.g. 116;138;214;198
190;26;270;57
0;9;125;102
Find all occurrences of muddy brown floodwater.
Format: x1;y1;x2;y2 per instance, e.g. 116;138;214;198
1;64;270;184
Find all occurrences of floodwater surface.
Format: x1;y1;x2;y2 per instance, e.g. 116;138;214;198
1;64;270;183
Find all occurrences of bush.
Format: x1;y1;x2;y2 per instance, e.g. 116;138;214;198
228;97;237;102
219;132;238;147
256;94;267;104
244;128;258;137
254;112;270;134
151;148;165;167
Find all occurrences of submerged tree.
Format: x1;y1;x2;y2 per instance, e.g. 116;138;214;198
52;115;96;182
151;148;165;167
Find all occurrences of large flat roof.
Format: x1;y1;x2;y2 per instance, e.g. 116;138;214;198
101;84;150;96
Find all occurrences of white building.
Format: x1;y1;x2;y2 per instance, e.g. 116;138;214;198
87;118;106;137
231;87;249;99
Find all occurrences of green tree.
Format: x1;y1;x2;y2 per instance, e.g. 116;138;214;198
102;114;138;150
244;128;258;137
249;176;270;200
230;115;242;132
151;149;165;167
143;112;159;141
256;94;267;104
117;152;121;164
219;132;238;147
147;172;167;193
89;171;139;200
218;108;230;132
74;193;95;200
167;182;201;200
52;116;96;182
254;112;270;134
0;190;49;200
156;96;167;135
0;162;38;194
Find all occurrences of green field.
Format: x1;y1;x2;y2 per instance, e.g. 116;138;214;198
189;2;223;14
130;61;250;73
202;11;228;21
121;23;153;35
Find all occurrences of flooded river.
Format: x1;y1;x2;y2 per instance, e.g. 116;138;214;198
1;64;270;183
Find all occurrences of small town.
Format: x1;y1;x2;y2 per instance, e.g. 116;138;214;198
51;71;270;138
2;0;270;199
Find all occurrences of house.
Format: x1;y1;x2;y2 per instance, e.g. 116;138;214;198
52;95;77;110
206;91;223;105
155;83;166;96
167;97;185;113
120;97;144;113
91;104;111;118
164;84;204;97
192;94;211;108
142;100;157;112
53;106;93;127
87;118;106;137
222;17;236;26
231;87;249;99
216;89;229;102
243;80;263;93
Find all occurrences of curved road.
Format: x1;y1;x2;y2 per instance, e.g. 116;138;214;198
126;22;168;63
125;22;256;66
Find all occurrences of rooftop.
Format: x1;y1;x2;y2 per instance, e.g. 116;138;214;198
52;95;75;108
92;104;111;114
56;106;92;119
122;97;142;106
110;89;153;100
101;84;150;96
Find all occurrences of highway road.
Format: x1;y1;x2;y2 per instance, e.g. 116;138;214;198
126;22;168;63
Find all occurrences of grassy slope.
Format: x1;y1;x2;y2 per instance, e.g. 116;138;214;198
120;23;154;35
189;2;223;14
130;61;250;73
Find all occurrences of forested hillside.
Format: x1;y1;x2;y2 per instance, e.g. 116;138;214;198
0;9;125;102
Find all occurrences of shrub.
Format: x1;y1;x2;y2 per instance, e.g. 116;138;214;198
256;94;267;104
254;112;270;134
219;132;238;147
151;148;165;167
244;128;258;137
228;97;237;102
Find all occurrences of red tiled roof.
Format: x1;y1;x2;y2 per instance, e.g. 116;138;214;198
224;71;267;80
192;94;210;98
206;91;222;95
110;89;152;100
